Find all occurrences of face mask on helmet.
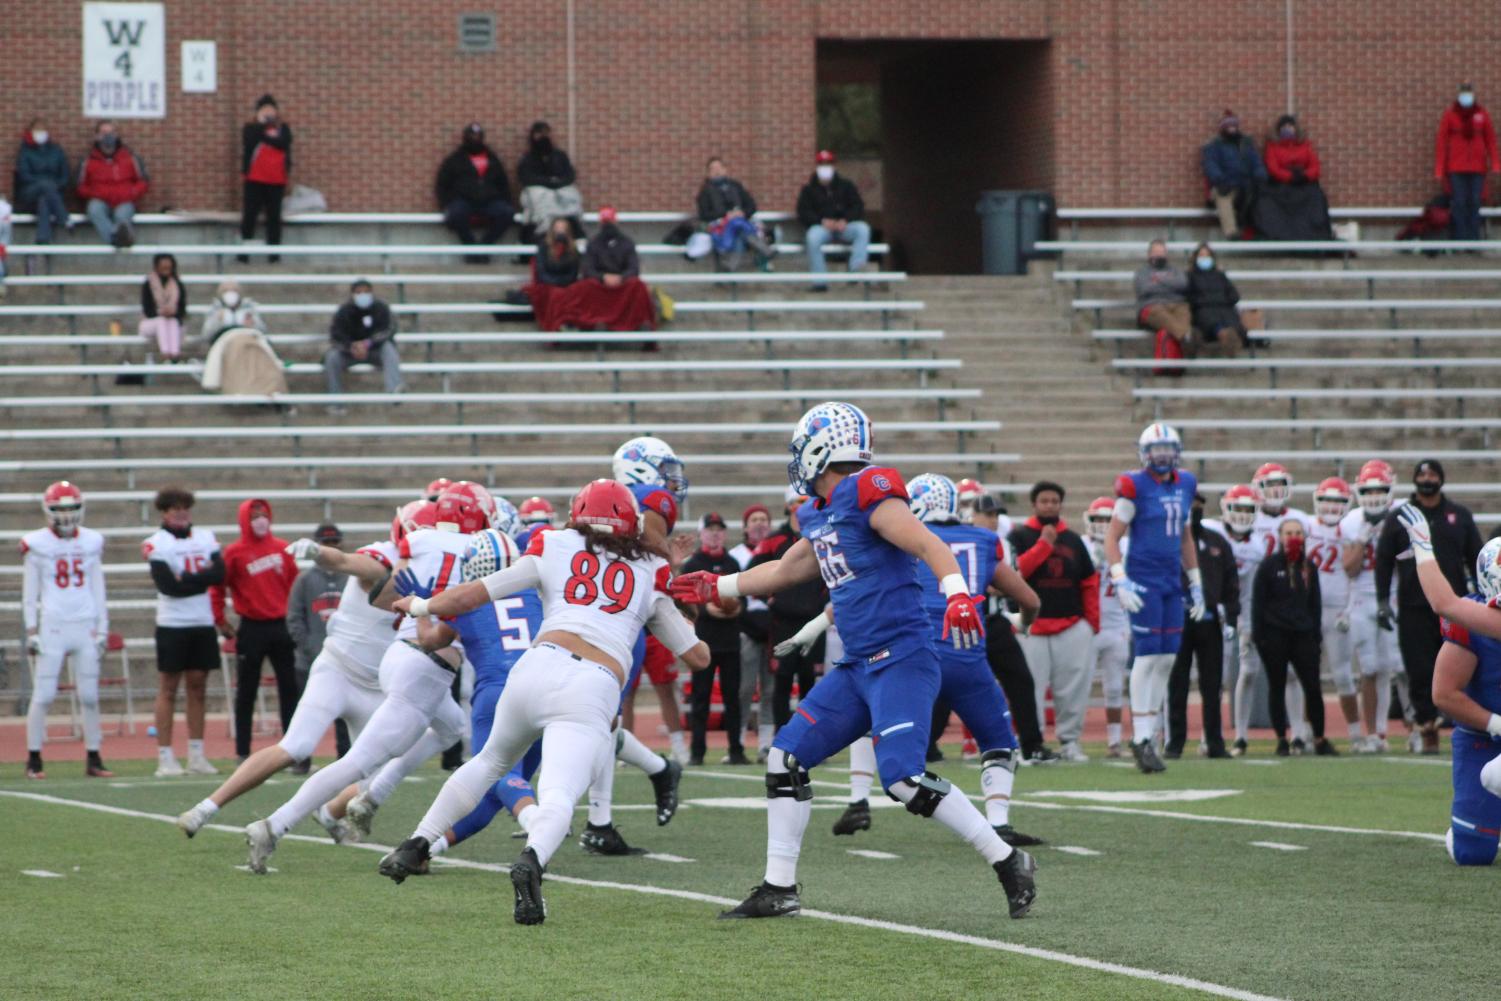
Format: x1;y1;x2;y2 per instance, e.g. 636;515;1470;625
47;502;84;533
1085;513;1111;542
1357;485;1390;515
1143;443;1178;472
1315;496;1347;526
1259;478;1291;509
1223;501;1258;534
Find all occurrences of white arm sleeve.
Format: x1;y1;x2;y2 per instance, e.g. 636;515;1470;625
481;555;543;601
21;550;41;631
646;592;701;656
1113;497;1137;524
91;553;108;634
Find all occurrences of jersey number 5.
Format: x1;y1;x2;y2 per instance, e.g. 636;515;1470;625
564;551;636;614
54;557;84;588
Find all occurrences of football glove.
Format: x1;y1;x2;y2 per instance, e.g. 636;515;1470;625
669;571;720;605
26;632;42;656
1334;611;1350;634
1396;504;1435;563
1376;606;1396;632
286;537;322;561
393;568;434;599
1111;565;1145;614
942;594;985;650
1222;623;1237;643
773;613;830;658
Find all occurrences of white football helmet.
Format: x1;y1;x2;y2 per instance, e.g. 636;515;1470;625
1476;538;1501;602
1137;422;1182;475
788;402;873;496
613;436;688;502
908;473;959;523
491;495;521;538
462;528;521;582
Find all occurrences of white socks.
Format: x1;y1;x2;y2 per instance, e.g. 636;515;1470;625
188;739;205;760
618;729;666;775
1129;654;1174;743
1106;722;1122;746
888;779;1013;865
159;746;177;765
430;835;450;856
1373;669;1393;736
980;752;1014;827
515;803;536;832
195;797;219;818
764;750;810;887
588;738;617;827
667;730;688;761
413;754;499;844
847;737;876;803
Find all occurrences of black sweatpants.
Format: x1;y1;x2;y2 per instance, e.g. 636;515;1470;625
1255;629;1324;740
986;616;1043;754
690;646;742;759
1397;605;1443;726
234;617;299;757
241;180;285;247
1168;617;1225;752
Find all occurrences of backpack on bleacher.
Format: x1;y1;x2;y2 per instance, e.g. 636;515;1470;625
1152;328;1185;377
1397;194;1451;242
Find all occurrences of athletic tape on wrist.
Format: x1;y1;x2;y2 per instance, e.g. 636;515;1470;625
941;573;968;600
718;573;741;600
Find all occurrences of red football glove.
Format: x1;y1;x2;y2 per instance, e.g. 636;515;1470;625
670;571;720;605
941;594;985;650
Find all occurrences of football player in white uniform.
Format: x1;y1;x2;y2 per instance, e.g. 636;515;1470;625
1307;477;1365;748
21;482;112;779
1339;460;1406;752
1249;463;1313;748
1084;497;1131;756
380;480;709;925
958;478;1013;538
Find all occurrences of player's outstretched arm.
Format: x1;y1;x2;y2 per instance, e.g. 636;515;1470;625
1432;643;1501;735
869;498;984;648
1395;502;1501;639
415;616;458;652
396;557;542;620
992;562;1040;615
286;539;387;590
672;537;818;603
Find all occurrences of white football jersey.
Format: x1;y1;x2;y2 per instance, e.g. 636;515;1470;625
1254;505;1310;537
1305;516;1350;609
20;526;107;628
397;529;474;643
1085;537;1128;633
1338;508;1386;601
525;528;696;672
1203;518;1275;618
142;526;220;627
320;539;403;684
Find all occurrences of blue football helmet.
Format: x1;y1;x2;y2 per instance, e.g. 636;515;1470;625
461;528;521;582
908;473;960;523
1137;422;1183;475
612;436;688;503
787;402;873;496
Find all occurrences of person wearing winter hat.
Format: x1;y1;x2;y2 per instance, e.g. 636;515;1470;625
1256;114;1333;241
1200;110;1267;239
796;150;870;290
15;116;71;244
1435;82;1499;241
732;503;776;757
435;122;515;262
515;120;583;240
239;95;293;262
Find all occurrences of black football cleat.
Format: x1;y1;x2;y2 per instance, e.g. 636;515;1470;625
579;822;647;856
85;751;114;778
1131;739;1167;773
718;882;801;919
510;848;547;925
26;752;45;780
993;823;1045;847
1275;738;1291;757
995;849;1038;918
378;836;432;884
832;799;872;836
649;758;683;826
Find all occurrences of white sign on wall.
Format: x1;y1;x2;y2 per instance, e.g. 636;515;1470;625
82;2;166;118
181;40;217;93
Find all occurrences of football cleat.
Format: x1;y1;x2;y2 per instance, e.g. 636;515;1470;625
378;837;432;884
718;882;801;920
831;799;872;836
510;848;547;925
960;736;980;761
1105;742;1124;759
1371;735;1390;753
85;752;114;778
1275;738;1291;757
1314;738;1340;757
1131;739;1167;773
579;822;647;856
1290;737;1307;756
1231;738;1249;757
1350;735;1377;755
994;824;1045;847
244;820;278;875
155;757;185;778
186;755;219;776
1205;743;1232;759
345;792;378;840
1058;741;1089;763
649;757;683;826
994;849;1039;918
1025;746;1060;765
316;806;357;845
176;803;213;839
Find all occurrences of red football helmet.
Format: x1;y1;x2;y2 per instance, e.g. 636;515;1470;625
1354;460;1395;515
43;481;85;534
1220;484;1262;534
448;480;499;530
424;477;454;502
1252;462;1293;510
1314;477;1352;526
570;479;641;537
956;478;985;504
391;499;438;543
435;489;488;534
1084;496;1114;542
518;496;556;526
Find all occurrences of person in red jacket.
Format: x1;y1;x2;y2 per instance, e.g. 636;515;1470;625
1435;82;1499;241
1255;114;1333;241
1263;115;1320;185
76;120;148;248
239;94;293;263
210;498;301;760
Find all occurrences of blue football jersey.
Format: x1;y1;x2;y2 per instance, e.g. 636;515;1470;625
795;467;932;666
630;483;679;533
1116;468;1198;579
451;590;543;689
1440;597;1501;733
915;522;1002;634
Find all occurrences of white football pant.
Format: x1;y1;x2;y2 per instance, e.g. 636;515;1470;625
27;619;102;752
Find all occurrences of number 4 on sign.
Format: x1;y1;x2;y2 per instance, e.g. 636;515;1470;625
114;49;133;78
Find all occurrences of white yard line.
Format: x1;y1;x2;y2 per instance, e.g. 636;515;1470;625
1249;842;1306;852
846;849;901;860
1053;846;1103;857
0;789;1290;1001
20;869;64;877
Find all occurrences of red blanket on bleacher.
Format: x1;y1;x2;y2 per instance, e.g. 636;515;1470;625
546;277;656;333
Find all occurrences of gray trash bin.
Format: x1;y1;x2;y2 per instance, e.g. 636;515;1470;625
977;190;1055;275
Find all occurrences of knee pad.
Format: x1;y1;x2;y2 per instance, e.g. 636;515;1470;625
980;748;1018;774
893;771;952;818
764;749;812;802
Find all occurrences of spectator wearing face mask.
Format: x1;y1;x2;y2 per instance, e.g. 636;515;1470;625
516;121;583;241
325;279;402;404
732;503;776;758
1435;82;1499;241
1256;115;1333;241
552;207;657;333
435;122;515;263
210;498;301;761
200;279;264;343
1375;459;1483;752
1134;239;1194;356
140;253;188;361
1185;242;1244;355
16;117;71;244
1252;517;1336;756
199;279;285;396
797;150;870;291
75;120;148;248
679;513;748;765
239;95;292;263
696;156;775;272
1200;110;1266;239
522;216;581;332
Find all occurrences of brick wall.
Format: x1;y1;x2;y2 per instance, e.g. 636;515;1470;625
5;0;1499;218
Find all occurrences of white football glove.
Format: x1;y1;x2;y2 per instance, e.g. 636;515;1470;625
1111;564;1145;614
1396;504;1434;563
773;612;830;658
1222;623;1237;643
1334;611;1350;634
286;537;322;561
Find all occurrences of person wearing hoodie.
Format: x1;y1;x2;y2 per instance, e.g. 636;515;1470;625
515;120;583;240
796;149;869;290
239;94;293;262
16;117;71;244
435;122;515;262
76;120;148;247
1435;82;1499;241
1008;481;1100;762
210;498;301;761
550;207;656;333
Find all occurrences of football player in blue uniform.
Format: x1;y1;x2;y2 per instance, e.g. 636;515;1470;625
1394;508;1501;864
673;403;1038;920
1104;423;1206;773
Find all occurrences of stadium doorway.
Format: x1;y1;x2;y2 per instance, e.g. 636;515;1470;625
817;39;1053;274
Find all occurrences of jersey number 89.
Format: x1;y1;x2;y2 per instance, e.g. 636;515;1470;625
564;551;636;614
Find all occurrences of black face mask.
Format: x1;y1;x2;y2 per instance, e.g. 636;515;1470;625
463;139;484;153
1035;514;1060;526
531;136;553;156
162;520;192;539
1150;256;1168;269
1415;480;1442;497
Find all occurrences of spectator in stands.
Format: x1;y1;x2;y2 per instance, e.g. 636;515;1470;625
1009;481;1099;762
1252;517;1337;756
286;522;351;764
1257;115;1333;241
1134;239;1194;355
1186;242;1245;355
732;502;775;759
199;279;286;397
325;279;403;405
798;150;870;290
696;156;775;272
200;279;265;343
680;512;748;765
522;216;581;331
76;120;148;248
1435;82;1499;241
516;121;583;241
139;253;188;362
1201;110;1266;239
15;117;70;244
1167;493;1238;758
551;206;656;333
239;95;292;263
435;122;515;264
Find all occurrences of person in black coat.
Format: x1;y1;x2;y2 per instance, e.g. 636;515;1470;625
1167;495;1240;757
678;513;748;765
696;157;775;271
1252;518;1338;756
516;120;583;239
795;150;871;289
1186;242;1246;354
435;122;514;260
324;279;402;397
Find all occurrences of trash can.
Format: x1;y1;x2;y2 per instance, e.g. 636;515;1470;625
977;190;1056;275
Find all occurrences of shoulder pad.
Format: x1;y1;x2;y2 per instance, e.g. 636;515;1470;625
1440;614;1472;650
141;539;156;561
1114;473;1137;499
524;526;550;558
856;466;908;510
634;487;678;532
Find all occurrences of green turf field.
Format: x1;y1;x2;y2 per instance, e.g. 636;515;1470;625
0;740;1483;1001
